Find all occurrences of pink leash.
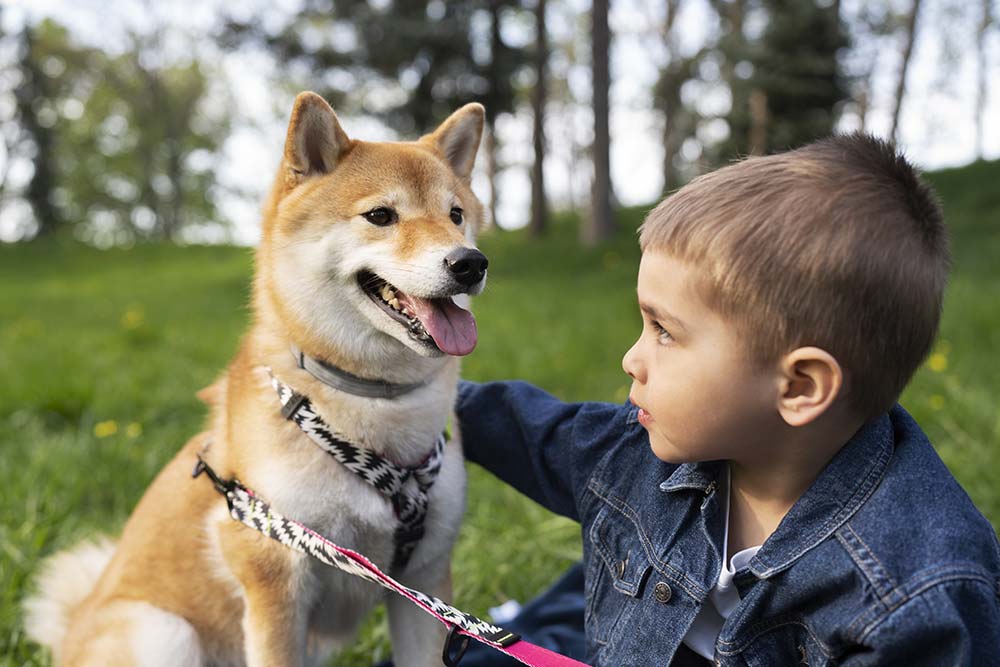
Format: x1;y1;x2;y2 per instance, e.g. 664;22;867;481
193;456;591;667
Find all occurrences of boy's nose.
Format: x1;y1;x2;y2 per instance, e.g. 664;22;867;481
622;341;643;382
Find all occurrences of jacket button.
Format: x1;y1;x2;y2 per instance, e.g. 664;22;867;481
653;581;672;603
616;559;627;578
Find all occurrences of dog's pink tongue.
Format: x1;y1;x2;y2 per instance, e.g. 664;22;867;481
398;294;478;356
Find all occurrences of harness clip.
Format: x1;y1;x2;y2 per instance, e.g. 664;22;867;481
442;624;470;667
281;391;309;420
192;456;235;496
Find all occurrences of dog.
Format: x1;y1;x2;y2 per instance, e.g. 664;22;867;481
24;92;488;667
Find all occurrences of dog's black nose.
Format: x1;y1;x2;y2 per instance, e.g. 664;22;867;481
444;248;488;287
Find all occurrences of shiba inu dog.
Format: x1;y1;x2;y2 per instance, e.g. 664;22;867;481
24;92;488;667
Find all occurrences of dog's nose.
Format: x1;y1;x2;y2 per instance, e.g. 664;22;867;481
444;248;489;286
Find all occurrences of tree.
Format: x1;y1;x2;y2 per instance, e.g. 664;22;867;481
12;24;63;237
889;0;923;143
529;0;548;237
706;0;751;157
13;18;230;243
223;1;523;227
584;0;615;245
483;0;520;228
720;0;848;156
652;0;704;193
974;0;993;159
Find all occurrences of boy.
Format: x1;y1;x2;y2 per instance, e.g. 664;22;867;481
454;135;1000;665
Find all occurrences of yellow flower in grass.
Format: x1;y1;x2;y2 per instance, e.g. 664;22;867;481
927;352;947;373
121;307;145;330
126;422;143;438
929;395;945;411
94;420;119;438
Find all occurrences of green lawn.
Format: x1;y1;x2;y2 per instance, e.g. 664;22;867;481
2;160;998;665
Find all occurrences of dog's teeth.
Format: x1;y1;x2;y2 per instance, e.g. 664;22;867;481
389;298;400;310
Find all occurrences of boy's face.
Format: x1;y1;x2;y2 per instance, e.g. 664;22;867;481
623;251;781;464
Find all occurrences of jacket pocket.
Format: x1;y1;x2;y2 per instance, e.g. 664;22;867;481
734;620;834;667
585;503;653;655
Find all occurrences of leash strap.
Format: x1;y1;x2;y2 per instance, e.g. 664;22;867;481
193;457;591;667
269;372;444;570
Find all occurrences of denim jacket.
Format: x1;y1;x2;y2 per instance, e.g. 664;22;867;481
457;381;1000;667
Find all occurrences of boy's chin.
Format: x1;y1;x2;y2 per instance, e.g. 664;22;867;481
647;437;696;465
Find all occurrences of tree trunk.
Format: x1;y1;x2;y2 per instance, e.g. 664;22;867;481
659;0;684;193
748;88;768;155
483;0;503;230
584;0;614;245
484;119;498;229
529;0;548;237
889;0;922;143
708;0;748;153
975;0;991;160
15;26;62;238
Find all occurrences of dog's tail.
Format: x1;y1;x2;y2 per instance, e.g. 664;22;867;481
22;537;117;658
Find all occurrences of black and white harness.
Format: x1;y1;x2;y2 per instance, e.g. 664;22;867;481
193;347;591;666
269;370;444;570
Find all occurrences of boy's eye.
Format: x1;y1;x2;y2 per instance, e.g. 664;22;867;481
652;321;674;344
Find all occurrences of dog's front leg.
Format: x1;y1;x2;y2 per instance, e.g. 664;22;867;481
220;522;308;667
388;556;452;666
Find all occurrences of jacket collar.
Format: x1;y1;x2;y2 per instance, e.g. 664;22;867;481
659;411;895;579
747;413;893;577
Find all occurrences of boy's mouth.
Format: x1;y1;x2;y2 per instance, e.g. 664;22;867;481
356;271;478;356
630;394;653;427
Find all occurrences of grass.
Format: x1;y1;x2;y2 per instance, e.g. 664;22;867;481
1;159;998;665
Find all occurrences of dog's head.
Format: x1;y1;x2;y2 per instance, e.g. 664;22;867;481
258;92;487;366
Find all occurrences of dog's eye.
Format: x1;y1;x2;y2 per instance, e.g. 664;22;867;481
363;207;397;226
450;207;464;225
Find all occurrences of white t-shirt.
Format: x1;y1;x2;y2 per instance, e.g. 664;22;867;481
681;467;762;660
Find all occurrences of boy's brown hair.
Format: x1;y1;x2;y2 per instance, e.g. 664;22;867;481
639;134;949;420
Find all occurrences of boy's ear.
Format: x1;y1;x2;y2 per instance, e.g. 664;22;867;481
776;347;844;427
283;92;351;184
422;103;485;180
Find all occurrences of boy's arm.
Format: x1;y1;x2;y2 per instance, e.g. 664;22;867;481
456;380;639;522
849;578;1000;666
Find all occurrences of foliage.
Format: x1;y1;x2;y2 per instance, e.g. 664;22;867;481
2;158;999;665
2;18;230;243
719;0;849;156
222;0;524;135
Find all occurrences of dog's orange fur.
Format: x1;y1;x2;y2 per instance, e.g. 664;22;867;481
27;92;486;667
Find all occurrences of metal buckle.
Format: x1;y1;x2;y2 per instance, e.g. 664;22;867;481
442;624;470;666
280;391;308;420
192;456;234;495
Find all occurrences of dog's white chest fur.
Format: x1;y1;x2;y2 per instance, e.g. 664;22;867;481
244;380;467;649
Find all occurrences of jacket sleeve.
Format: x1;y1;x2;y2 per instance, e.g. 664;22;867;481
847;577;1000;666
455;380;638;522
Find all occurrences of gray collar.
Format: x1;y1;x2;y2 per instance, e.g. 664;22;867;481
290;344;426;399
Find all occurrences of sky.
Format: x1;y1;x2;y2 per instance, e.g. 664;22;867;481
2;0;998;243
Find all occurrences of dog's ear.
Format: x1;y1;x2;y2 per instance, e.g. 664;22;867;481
283;92;351;182
423;103;485;180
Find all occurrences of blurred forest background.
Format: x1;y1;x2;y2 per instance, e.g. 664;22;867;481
2;2;1000;665
1;0;997;245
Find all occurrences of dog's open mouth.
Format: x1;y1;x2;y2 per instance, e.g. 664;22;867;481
357;271;478;356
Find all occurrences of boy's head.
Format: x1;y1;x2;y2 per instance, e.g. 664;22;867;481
624;134;948;462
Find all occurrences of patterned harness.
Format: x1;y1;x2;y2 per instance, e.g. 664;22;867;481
269;372;443;570
192;362;592;666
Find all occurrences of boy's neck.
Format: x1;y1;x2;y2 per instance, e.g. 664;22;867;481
726;414;863;557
